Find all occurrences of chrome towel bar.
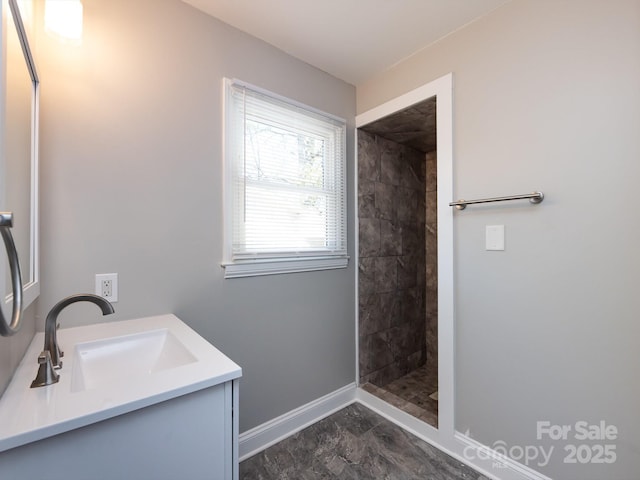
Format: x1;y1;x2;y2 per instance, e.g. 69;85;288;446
449;191;544;210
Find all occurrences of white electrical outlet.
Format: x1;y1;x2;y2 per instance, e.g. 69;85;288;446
95;273;118;302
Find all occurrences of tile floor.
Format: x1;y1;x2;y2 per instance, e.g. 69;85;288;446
239;402;487;480
362;364;438;427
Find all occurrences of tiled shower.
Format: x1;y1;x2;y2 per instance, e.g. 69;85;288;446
357;98;438;426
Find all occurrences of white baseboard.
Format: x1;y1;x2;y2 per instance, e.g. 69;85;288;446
238;383;357;461
455;432;553;480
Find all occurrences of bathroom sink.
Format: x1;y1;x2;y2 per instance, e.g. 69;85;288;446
0;314;242;453
70;328;197;392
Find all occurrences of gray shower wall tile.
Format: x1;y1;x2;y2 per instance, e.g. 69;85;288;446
362;362;404;387
425;223;437;258
397;187;420;224
426;150;437;193
425;262;438;293
359;97;437;152
409;316;427;354
359;332;394;376
401;222;423;258
380;142;403;186
425;289;438;322
397;287;425;326
358;130;379;182
380;220;402;256
374;257;397;294
400;150;426;191
358;180;376;219
424;151;438;372
407;349;426;371
388;323;424;373
358;131;430;387
388;324;411;359
426;191;437;225
358;217;380;257
359;294;393;336
397;256;418;290
416;256;426;287
419;193;427;223
358;257;376;296
426;323;438;367
358;294;379;337
374;182;398;221
378;292;400;325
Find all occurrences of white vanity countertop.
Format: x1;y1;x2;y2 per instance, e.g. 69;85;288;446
0;314;241;452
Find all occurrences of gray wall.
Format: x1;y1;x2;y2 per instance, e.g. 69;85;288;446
36;0;355;432
358;0;640;478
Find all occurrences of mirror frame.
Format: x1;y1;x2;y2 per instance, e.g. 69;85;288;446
2;0;39;311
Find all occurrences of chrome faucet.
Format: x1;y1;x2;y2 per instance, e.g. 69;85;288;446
44;294;115;370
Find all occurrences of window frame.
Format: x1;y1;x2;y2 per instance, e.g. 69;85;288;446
222;78;349;279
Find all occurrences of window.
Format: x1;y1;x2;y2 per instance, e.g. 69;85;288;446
222;79;348;278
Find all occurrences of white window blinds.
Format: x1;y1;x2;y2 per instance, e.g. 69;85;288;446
223;79;348;277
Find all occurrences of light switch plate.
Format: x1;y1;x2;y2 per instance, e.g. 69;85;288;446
486;225;505;251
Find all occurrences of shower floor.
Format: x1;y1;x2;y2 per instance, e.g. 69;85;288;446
362;364;438;428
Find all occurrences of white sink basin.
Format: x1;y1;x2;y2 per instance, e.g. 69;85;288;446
71;329;197;392
0;314;242;453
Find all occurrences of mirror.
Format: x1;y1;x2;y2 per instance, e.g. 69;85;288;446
1;0;39;316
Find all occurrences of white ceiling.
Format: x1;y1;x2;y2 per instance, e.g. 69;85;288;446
182;0;510;85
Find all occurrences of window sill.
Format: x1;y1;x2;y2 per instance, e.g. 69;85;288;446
222;256;349;279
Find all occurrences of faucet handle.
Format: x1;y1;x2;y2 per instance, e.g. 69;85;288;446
30;350;60;388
